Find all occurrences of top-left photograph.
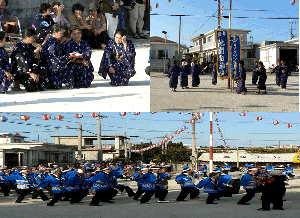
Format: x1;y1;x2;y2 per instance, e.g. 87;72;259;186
0;0;150;112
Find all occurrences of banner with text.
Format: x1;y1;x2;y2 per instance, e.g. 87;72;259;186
231;35;242;80
215;30;229;79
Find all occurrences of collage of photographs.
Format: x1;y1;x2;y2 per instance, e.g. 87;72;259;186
0;0;299;217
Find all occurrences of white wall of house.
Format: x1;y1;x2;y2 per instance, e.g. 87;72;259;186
151;43;180;59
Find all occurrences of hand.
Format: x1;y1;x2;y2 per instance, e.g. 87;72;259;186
34;44;41;54
109;67;115;74
29;73;39;83
5;72;13;80
122;36;127;47
58;5;64;11
113;3;119;10
100;181;104;184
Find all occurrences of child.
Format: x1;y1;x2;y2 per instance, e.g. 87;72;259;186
168;60;180;92
0;31;13;94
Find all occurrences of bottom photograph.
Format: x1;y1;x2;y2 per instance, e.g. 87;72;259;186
0;112;299;217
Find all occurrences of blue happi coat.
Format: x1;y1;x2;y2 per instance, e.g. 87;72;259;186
28;172;42;188
41;35;70;89
236;66;246;93
139;173;157;191
4;174;30;190
175;173;195;188
240;174;257;189
32;14;55;43
99;39;136;86
63;170;78;191
155;173;171;190
168;65;180;89
63;38;94;88
0;173;12;186
224;165;231;171
68;174;89;191
88;172;112;190
0;47;13;93
285;166;293;174
38;174;66;193
131;172;143;186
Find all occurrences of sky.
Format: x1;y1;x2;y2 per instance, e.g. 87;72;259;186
150;0;299;46
0;112;300;149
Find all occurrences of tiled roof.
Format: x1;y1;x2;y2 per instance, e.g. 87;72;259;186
150;36;177;43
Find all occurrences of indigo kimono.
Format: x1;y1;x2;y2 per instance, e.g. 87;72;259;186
274;64;282;86
236;66;247;93
11;41;48;91
32;14;55;44
63;38;94;88
257;67;267;90
41;35;70;89
280;65;289;89
180;65;190;87
252;64;259;84
99;39;136;86
0;47;13;93
212;64;217;84
191;63;200;87
168;65;180;89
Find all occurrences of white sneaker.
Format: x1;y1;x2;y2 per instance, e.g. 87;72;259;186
158;200;170;203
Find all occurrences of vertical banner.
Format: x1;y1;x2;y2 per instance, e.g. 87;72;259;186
231;35;242;80
215;30;229;79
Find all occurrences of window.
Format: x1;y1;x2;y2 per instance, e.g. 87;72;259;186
158;50;169;59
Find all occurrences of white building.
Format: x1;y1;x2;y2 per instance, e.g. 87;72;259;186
185;29;252;64
259;38;299;69
0;133;76;168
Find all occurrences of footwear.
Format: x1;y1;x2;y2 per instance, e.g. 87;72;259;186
158;200;170;203
257;208;270;211
133;33;140;39
104;201;115;203
139;202;150;204
182;87;185;89
89;203;101;206
15;201;23;203
11;87;22;91
185;87;189;89
61;198;69;201
47;203;55;206
139;33;146;39
272;208;284;210
206;202;218;204
237;202;250;205
176;199;185;201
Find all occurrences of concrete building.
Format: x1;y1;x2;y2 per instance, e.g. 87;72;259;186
259;38;299;69
52;134;130;161
0;133;76;168
150;36;186;72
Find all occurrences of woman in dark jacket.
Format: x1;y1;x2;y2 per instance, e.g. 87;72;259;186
256;61;267;94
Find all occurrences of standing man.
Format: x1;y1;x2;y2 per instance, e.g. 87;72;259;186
103;0;121;39
129;0;146;39
168;60;180;92
138;167;157;204
180;60;190;89
274;60;282;87
152;167;171;203
68;169;89;204
236;60;247;95
175;167;199;201
131;168;144;200
252;61;259;85
196;172;221;204
212;61;217;85
237;168;259;205
280;60;290;89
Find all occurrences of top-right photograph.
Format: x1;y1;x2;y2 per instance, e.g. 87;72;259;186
150;0;299;112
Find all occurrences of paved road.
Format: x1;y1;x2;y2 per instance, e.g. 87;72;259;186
1;171;299;218
150;72;299;112
0;42;150;112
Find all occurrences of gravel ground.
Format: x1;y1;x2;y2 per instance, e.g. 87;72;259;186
150;72;299;112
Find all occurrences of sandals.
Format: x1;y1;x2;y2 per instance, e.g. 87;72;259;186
139;33;146;39
133;33;140;39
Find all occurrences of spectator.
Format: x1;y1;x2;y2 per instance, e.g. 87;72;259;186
0;0;9;16
67;3;93;45
103;0;122;39
85;3;110;49
0;31;13;94
129;0;146;39
32;3;55;44
0;0;21;35
50;1;70;44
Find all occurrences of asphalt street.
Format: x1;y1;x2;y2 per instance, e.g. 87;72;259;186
1;170;299;218
150;72;299;112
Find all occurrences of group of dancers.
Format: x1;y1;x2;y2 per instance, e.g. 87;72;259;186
167;58;292;95
0;161;294;210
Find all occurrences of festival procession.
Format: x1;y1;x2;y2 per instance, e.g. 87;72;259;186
1;112;300;217
150;0;298;112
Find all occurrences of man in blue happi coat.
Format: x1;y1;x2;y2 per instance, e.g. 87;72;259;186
151;167;171;203
175;167;199;201
67;169;89;204
285;164;294;177
237;168;259;205
88;167;115;206
37;169;66;206
131;168;144;200
138;167;157;204
0;169;13;196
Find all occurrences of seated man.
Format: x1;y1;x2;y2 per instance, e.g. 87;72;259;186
0;31;13;94
85;3;110;49
32;3;55;44
10;28;48;92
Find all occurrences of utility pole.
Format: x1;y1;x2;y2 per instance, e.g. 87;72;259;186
289;19;297;40
228;0;232;90
97;112;103;162
178;15;182;61
237;146;239;168
218;0;221;29
192;112;196;168
162;31;167;74
78;123;82;162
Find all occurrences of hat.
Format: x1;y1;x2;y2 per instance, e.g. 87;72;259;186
89;3;98;11
77;169;84;174
141;167;149;171
182;166;189;170
20;170;27;174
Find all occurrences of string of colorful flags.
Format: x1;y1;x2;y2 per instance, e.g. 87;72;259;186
214;114;229;149
129;113;204;153
150;0;172;11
